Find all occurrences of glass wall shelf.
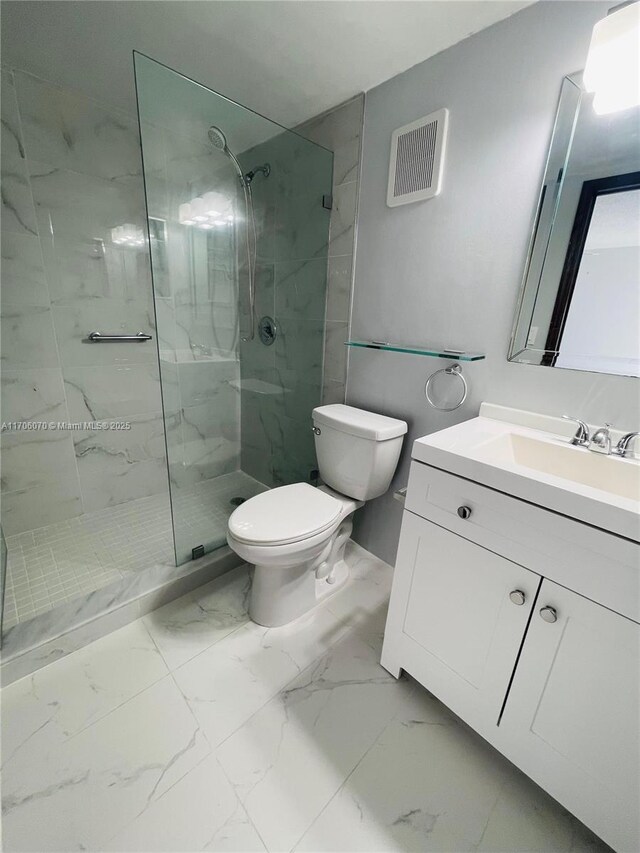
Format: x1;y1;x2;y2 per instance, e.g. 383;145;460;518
345;340;486;361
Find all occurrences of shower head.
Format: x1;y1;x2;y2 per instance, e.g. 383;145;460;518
207;125;270;187
208;126;228;151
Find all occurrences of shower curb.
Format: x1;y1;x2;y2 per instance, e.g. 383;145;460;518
0;547;242;686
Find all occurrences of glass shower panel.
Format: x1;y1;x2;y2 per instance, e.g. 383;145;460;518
134;54;333;566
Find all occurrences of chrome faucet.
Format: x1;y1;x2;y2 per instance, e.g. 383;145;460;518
562;415;589;448
613;432;639;459
589;423;612;455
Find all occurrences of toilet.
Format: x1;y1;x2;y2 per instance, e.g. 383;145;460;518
227;404;408;627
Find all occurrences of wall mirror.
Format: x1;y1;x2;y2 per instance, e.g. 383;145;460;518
509;73;640;377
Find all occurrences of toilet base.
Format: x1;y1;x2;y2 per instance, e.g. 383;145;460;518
249;518;353;627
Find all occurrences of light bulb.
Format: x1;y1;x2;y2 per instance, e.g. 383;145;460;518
584;2;640;115
202;191;223;216
202;190;230;216
179;203;195;225
190;197;208;222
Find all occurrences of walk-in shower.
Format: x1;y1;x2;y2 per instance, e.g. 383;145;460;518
0;53;333;676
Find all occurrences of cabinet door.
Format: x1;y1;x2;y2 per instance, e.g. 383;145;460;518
499;579;640;852
381;512;541;733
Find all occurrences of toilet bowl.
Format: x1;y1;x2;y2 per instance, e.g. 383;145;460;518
227;404;407;627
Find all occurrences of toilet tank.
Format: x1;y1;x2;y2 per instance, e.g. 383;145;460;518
312;404;408;501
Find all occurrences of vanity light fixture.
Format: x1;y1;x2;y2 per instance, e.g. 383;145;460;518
178;192;234;229
111;223;145;246
584;1;640;114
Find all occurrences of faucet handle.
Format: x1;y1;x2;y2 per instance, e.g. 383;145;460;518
613;431;639;458
562;415;589;447
590;422;613;455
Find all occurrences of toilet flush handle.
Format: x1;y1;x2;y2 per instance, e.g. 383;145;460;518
312;426;321;435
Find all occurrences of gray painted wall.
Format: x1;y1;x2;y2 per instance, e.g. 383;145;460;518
347;0;638;564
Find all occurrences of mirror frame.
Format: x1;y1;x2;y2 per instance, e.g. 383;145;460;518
508;73;639;378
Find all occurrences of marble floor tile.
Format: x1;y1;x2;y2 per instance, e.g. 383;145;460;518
1;674;210;852
325;539;394;644
476;762;609;853
295;684;505;852
1;541;609;853
172;604;350;748
296;682;610;853
1;621;168;772
103;754;266;853
142;565;252;670
216;630;413;852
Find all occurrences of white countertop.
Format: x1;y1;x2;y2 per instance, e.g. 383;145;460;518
411;403;640;542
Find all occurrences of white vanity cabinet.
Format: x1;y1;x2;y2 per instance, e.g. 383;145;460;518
385;513;541;732
500;578;639;851
382;460;640;852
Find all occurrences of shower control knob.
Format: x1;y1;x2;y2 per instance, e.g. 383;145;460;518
457;505;472;520
509;590;526;606
539;606;558;624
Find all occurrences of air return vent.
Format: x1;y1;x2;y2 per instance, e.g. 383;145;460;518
387;108;448;207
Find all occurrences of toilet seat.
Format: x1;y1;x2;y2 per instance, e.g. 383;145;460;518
228;483;342;546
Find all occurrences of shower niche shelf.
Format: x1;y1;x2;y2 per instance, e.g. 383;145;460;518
345;340;486;362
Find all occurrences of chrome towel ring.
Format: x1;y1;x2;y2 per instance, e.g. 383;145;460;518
425;363;468;411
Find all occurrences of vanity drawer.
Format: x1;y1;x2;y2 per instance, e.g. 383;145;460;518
405;462;640;623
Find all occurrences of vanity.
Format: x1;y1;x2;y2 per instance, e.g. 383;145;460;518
381;404;640;852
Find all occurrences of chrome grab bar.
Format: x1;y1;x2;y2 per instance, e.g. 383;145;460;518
87;331;152;343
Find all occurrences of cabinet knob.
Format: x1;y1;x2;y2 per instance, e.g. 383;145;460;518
457;505;472;520
509;589;526;606
539;606;558;624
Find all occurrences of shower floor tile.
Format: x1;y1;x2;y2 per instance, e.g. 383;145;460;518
3;470;266;630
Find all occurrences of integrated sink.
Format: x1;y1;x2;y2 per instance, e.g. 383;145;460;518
411;403;640;541
475;433;640;502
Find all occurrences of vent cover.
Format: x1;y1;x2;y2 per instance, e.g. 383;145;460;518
387;108;448;207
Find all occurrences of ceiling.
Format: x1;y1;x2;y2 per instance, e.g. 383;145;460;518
2;1;533;127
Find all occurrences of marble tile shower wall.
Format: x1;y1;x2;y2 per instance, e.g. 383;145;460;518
238;128;332;486
139;122;242;495
0;68;167;535
299;94;364;404
238;96;364;487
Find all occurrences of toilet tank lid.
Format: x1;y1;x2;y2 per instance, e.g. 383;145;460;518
312;404;408;441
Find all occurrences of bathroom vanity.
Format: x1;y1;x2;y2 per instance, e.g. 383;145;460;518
382;404;640;852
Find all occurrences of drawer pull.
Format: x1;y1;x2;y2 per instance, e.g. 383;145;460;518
539;606;558;624
509;589;526;606
457;505;472;520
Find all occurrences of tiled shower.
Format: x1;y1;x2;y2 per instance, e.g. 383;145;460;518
0;55;363;667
